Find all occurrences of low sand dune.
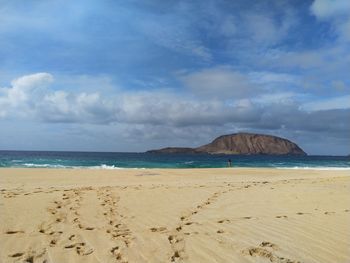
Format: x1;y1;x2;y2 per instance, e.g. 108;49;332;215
0;168;349;263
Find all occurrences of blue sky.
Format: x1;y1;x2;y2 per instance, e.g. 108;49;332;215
0;0;349;155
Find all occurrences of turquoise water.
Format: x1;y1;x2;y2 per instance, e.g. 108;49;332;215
0;151;349;169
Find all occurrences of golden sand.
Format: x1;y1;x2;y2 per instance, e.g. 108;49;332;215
1;168;349;263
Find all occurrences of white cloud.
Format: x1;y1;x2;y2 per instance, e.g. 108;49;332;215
311;0;350;42
253;92;298;105
311;0;350;19
249;72;300;85
302;95;350;111
338;18;350;41
0;72;53;116
116;91;260;127
179;67;256;98
0;71;261;126
9;72;53;106
263;46;350;92
239;8;297;46
44;91;70;114
0;72;349;143
0;73;117;123
10;72;53;89
245;14;281;44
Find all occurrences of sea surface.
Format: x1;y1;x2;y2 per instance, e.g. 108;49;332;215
0;151;349;169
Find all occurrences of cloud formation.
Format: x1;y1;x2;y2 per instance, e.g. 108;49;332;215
1;72;349;154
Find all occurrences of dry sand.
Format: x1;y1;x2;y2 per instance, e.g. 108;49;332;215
0;168;349;263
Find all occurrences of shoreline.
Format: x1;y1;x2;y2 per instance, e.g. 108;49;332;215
1;166;350;170
1;167;349;188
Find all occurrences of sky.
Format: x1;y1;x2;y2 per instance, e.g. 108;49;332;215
0;0;349;155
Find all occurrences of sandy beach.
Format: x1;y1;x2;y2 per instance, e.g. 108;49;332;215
0;168;349;263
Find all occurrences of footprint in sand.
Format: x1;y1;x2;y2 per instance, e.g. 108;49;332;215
260;241;278;249
5;230;24;234
64;242;94;256
150;227;167;232
217;219;230;223
171;250;183;262
9;252;24;258
244;247;274;259
77;224;94;231
50;239;57;247
275;215;288;219
168;235;183;244
76;246;94;256
324;211;335;215
110;245;129;262
176;226;182;232
55;217;63;223
24;256;35;263
9;249;47;263
168;235;175;243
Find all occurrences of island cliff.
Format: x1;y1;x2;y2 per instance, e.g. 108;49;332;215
147;133;307;155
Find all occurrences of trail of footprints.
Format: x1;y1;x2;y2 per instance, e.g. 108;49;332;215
1;187;70;199
4;188;89;262
97;187;133;263
160;182;349;262
164;185;255;262
44;188;95;257
166;190;224;262
4;186;133;262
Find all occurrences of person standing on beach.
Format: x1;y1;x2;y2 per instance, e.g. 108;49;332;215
227;159;232;167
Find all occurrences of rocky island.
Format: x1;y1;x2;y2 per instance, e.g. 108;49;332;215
147;132;307;155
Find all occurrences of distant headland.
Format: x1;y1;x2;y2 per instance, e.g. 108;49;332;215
147;132;307;155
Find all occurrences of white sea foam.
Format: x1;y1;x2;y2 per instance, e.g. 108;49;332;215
18;163;350;170
89;164;124;170
22;163;142;169
90;165;147;170
23;163;68;168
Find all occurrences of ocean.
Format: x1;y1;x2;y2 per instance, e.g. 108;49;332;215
0;151;349;169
